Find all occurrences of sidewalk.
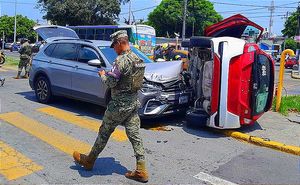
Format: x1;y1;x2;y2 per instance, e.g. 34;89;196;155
236;111;300;148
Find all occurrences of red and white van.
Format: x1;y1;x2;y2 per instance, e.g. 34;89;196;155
186;14;275;129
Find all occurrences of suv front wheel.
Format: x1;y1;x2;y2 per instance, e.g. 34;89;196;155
34;76;52;104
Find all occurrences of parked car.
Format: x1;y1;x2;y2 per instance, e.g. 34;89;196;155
285;57;298;69
30;26;193;118
10;42;21;52
4;42;12;49
185;14;275;129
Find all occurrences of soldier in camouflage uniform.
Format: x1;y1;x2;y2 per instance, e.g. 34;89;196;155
15;38;32;79
73;30;149;183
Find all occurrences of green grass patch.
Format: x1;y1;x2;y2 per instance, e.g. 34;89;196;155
5;56;19;66
272;95;300;116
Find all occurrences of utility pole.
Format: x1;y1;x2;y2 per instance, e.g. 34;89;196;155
128;0;132;25
282;11;290;23
268;0;275;38
36;19;39;42
182;0;187;40
2;31;4;50
13;0;17;43
297;1;300;74
282;11;290;50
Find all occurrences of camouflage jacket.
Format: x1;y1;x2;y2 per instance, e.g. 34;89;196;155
19;43;32;59
101;50;145;101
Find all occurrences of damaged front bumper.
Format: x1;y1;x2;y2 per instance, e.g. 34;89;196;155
138;80;193;118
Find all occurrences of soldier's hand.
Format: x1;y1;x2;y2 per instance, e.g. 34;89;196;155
98;70;106;76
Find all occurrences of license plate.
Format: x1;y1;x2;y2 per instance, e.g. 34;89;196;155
179;96;188;104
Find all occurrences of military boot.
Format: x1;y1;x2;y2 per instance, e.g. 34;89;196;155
14;71;21;79
125;161;149;183
73;151;96;171
22;72;29;79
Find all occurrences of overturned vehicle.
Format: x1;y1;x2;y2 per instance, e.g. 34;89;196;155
185;14;275;129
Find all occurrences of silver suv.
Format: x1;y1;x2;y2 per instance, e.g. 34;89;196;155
29;26;193;118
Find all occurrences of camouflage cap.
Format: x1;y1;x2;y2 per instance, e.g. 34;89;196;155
110;30;128;48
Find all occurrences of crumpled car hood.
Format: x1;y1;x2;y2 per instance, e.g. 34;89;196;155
144;61;182;83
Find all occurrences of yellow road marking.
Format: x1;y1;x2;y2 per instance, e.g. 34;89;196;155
37;107;128;142
0;112;90;156
0;140;43;180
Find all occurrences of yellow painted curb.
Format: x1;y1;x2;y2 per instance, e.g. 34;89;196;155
223;130;300;156
223;130;250;142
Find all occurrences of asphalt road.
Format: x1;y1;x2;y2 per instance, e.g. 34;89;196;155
0;68;299;184
2;50;20;59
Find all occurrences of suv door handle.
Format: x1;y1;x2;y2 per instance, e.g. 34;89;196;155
74;65;78;69
49;60;52;63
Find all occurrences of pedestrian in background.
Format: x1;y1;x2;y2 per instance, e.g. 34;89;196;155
73;30;149;183
15;38;32;79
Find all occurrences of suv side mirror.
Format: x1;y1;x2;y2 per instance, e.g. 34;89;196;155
88;59;101;67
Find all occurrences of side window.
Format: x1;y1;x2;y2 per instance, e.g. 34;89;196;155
78;45;99;63
44;44;56;56
51;43;77;61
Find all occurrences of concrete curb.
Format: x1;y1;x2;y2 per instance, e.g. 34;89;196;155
223;130;300;156
291;71;300;79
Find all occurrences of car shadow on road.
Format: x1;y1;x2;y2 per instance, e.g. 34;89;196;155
17;91;229;139
16;91;37;102
142;114;224;138
182;125;225;138
236;121;264;133
70;157;128;177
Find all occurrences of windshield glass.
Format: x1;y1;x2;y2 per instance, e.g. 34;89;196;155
98;46;153;64
35;27;79;40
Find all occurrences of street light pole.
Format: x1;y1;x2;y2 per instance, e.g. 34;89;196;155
13;0;17;43
128;0;132;25
182;0;187;40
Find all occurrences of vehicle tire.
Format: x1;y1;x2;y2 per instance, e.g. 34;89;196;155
186;109;209;128
190;36;211;48
34;76;52;104
0;57;5;65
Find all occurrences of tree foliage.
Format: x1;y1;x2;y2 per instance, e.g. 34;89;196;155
284;38;298;52
37;0;129;26
282;10;299;38
0;15;36;42
147;0;222;37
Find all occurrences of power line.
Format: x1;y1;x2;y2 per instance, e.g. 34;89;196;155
222;11;288;15
248;14;286;18
218;7;267;13
120;5;157;15
210;1;297;9
277;1;299;7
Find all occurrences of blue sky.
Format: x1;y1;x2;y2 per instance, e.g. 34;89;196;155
0;0;298;35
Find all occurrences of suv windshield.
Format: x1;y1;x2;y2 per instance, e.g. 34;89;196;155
98;46;153;64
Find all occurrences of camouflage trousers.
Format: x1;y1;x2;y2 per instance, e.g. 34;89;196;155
18;59;30;73
90;97;145;161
